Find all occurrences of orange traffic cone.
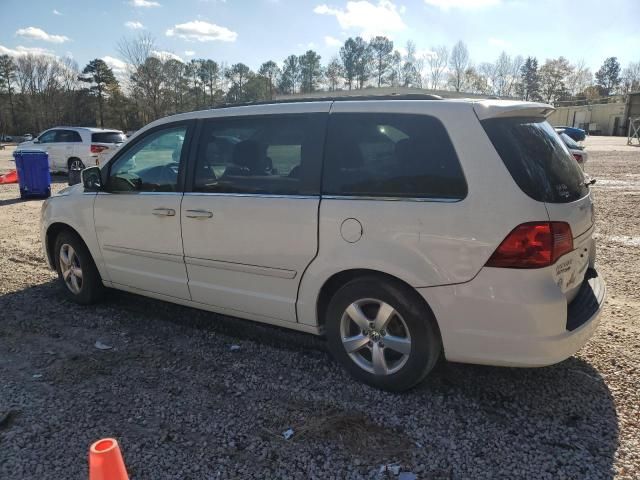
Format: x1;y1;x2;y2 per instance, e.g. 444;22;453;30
89;438;129;480
0;169;18;184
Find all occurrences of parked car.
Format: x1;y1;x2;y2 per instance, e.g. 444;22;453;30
16;127;126;173
559;132;588;170
40;97;605;391
0;135;13;142
22;133;33;141
555;125;586;142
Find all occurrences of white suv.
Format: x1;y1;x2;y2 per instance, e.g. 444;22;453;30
40;97;605;391
17;127;126;173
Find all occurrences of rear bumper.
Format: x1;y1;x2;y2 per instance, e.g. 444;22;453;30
418;267;605;367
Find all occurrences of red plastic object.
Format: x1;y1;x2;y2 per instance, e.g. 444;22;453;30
0;169;18;184
89;438;129;480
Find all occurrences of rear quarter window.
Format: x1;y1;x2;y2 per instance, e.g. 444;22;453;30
92;132;126;144
322;113;467;199
481;117;588;203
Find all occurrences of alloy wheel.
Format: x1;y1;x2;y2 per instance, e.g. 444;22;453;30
59;243;83;294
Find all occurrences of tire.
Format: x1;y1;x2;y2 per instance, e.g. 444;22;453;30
54;230;104;304
68;158;84;172
325;276;441;392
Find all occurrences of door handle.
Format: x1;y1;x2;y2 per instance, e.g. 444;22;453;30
185;209;213;219
152;208;176;217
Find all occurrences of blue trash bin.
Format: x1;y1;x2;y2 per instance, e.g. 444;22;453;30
13;149;51;199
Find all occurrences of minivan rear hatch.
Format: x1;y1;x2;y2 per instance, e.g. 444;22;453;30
479;110;594;298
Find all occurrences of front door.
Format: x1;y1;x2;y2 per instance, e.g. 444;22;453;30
181;111;328;322
35;130;57;170
94;123;192;299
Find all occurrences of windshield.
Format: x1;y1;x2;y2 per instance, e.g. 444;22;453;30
92;132;126;144
482;117;588;203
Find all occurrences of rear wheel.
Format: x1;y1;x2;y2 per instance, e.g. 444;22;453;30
68;158;84;171
325;276;441;392
54;231;104;304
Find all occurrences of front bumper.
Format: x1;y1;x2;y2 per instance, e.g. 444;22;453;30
418;267;606;367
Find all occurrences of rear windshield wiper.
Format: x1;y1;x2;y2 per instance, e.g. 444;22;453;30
584;178;596;187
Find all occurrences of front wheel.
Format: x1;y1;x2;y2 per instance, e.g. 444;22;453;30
54;231;104;304
325;276;441;392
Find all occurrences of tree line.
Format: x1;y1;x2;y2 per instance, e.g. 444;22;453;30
1;33;639;135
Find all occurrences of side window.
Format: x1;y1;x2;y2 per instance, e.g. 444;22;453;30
322;113;467;199
56;130;82;143
108;125;187;193
193;114;325;195
38;130;57;143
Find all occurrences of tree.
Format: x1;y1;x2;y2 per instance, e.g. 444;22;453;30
595;57;621;95
225;63;251;102
353;37;372;89
539;57;572;103
402;41;422;88
325;56;343;91
566;60;592;96
427;45;448;89
448;41;469;92
0;55;17;131
199;59;220;105
78;59;118;127
340;38;359;90
389;50;402;87
298;50;322;93
621;61;640;94
369;36;394;87
517;56;540;101
279;55;300;95
258;60;280;99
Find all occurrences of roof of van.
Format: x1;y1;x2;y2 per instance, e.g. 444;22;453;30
132;96;554;141
48;127;124;133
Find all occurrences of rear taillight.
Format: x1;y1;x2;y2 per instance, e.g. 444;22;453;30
91;144;108;154
572;153;583;163
486;222;573;269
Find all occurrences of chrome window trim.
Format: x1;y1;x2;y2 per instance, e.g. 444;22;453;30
321;195;462;203
96;191;183;196
184;192;319;199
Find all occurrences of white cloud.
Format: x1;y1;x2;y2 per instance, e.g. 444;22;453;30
130;0;161;7
0;44;56;57
184;50;195;56
53;9;62;15
324;35;342;47
423;0;500;9
166;20;237;42
15;26;70;44
102;56;129;74
313;0;406;39
124;21;145;29
151;50;184;62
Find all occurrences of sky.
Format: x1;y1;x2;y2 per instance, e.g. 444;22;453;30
1;0;638;77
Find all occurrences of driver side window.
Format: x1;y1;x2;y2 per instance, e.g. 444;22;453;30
38;130;57;144
108;126;187;193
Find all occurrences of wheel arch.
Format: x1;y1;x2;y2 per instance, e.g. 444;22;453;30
45;222;88;269
315;268;441;338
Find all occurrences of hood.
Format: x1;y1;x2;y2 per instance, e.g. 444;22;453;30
55;182;85;197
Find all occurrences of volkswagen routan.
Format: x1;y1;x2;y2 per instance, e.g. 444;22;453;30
41;96;605;391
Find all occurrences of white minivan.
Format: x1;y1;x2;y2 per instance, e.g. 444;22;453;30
40;97;605;391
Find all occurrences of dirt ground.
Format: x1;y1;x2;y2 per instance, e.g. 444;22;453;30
0;138;639;479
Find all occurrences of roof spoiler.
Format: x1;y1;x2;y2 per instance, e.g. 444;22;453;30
473;100;555;121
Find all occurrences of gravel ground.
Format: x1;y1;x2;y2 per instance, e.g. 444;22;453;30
0;139;639;479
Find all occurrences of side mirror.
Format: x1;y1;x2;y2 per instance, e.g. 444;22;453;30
82;166;102;191
33;139;40;144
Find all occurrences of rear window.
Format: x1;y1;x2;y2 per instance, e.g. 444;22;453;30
322;113;467;199
92;132;126;144
481;117;588;203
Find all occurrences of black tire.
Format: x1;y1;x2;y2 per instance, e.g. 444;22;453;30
325;276;441;392
68;158;84;172
54;230;104;304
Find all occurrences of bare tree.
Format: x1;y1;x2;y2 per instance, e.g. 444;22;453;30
427;45;448;90
448;41;469;92
566;59;592;96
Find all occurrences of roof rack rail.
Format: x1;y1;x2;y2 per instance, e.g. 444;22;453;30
212;93;444;110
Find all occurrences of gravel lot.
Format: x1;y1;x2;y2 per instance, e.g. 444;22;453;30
1;138;639;479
